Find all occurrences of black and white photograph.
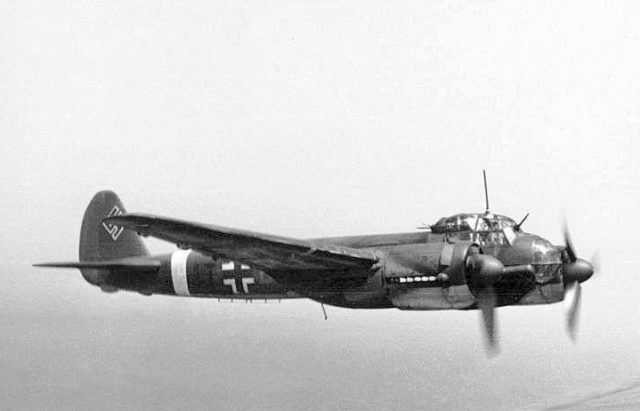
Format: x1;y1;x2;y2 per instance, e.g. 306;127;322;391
2;1;639;410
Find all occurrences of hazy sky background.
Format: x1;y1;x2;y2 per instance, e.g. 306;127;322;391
2;1;640;410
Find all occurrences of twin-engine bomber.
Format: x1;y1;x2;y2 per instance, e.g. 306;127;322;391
36;175;595;353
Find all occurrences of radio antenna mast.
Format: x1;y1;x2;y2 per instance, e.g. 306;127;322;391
483;170;490;214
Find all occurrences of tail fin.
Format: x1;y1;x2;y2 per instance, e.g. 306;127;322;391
79;190;149;262
34;191;155;290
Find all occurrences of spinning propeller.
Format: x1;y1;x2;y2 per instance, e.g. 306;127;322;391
466;249;534;354
562;223;595;340
467;251;503;354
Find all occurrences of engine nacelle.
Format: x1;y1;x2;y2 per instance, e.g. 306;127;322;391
437;241;480;285
387;241;478;310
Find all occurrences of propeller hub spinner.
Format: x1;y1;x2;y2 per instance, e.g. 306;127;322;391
467;253;504;287
563;258;594;284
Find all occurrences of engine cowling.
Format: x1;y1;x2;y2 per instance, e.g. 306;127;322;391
388;241;479;310
438;241;479;285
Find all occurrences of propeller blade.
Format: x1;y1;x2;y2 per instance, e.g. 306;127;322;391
566;282;582;341
562;221;577;263
466;252;504;354
477;286;499;354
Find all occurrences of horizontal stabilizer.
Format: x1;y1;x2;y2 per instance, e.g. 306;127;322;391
34;258;161;272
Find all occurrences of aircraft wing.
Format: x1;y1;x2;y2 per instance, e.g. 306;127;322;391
105;213;379;272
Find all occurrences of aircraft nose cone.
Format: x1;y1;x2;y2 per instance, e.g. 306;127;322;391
564;258;594;284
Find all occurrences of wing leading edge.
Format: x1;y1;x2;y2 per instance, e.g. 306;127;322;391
104;213;379;272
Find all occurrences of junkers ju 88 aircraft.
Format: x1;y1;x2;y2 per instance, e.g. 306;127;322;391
36;173;595;353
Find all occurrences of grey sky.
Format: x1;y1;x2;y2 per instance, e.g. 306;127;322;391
1;1;640;410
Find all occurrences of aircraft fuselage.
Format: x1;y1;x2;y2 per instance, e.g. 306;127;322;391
86;229;565;311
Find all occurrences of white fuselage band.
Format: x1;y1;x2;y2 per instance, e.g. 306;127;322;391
170;250;192;296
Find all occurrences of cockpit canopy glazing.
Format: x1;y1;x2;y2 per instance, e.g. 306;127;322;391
431;213;519;246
